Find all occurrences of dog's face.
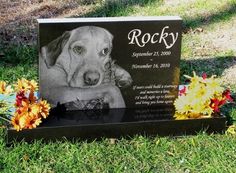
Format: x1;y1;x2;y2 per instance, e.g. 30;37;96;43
42;26;113;88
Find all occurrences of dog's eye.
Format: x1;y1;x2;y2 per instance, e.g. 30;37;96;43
101;48;109;56
73;46;84;55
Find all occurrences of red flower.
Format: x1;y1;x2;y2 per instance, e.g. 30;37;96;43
222;89;233;102
219;98;227;106
210;90;233;113
15;91;27;107
210;98;220;112
202;73;207;80
179;86;187;96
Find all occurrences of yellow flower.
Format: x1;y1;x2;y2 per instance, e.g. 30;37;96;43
174;95;191;114
14;78;38;92
29;80;38;91
38;100;51;119
0;81;13;95
174;72;228;120
185;72;203;90
188;113;202;119
206;77;224;95
14;78;30;92
195;85;212;101
226;125;236;135
190;102;205;114
174;113;189;120
201;106;213;116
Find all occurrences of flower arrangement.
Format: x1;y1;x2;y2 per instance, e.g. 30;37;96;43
174;72;233;120
0;79;50;131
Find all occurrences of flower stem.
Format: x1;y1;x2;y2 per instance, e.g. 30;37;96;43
0;115;11;123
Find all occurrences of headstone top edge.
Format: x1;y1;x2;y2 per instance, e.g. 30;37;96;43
37;16;182;24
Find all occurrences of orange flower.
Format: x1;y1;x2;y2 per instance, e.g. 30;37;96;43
28;90;37;103
17;101;40;117
29;104;41;117
11;113;28;131
24;116;42;129
38;100;51;119
0;81;13;95
14;78;38;92
9;79;51;131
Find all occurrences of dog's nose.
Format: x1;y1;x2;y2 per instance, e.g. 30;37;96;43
83;70;100;86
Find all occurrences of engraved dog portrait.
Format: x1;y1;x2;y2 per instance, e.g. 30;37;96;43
39;26;132;110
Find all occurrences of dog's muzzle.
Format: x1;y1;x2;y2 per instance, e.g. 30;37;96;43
83;70;100;86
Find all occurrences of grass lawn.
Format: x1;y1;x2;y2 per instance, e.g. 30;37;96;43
0;0;236;172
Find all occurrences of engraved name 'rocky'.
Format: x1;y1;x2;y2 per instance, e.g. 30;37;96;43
128;26;178;49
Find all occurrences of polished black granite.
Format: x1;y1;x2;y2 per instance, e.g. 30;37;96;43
41;105;175;126
7;105;226;143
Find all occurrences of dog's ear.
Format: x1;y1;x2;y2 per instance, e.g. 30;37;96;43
41;31;71;68
103;29;113;49
114;65;133;88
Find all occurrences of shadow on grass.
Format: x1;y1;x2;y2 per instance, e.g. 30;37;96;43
79;0;236;32
183;2;236;31
180;56;236;82
81;0;236;32
81;0;159;17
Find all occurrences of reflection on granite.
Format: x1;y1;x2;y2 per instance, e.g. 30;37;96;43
41;104;175;127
